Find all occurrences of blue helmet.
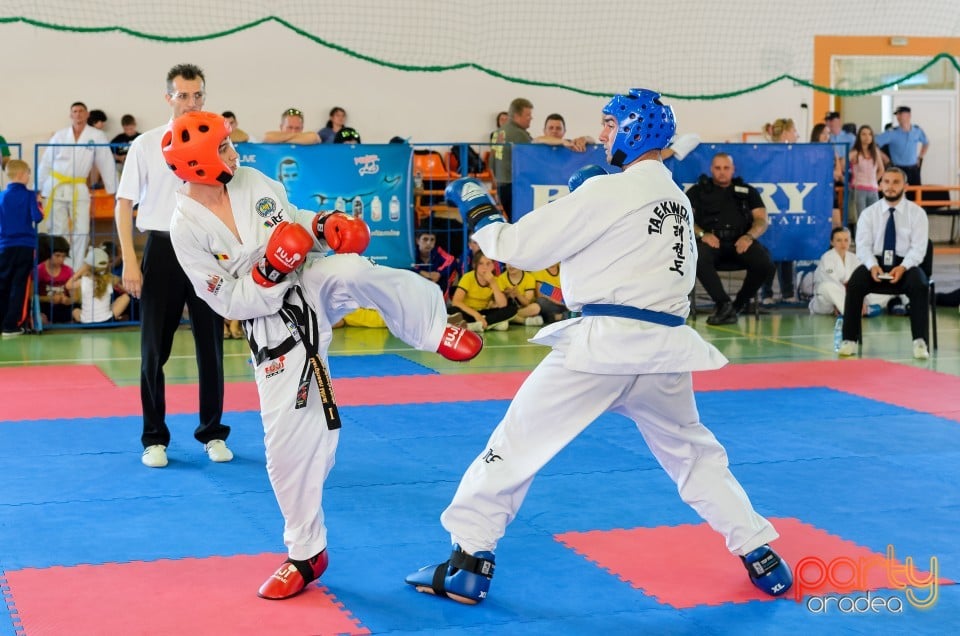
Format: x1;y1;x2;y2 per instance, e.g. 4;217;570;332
602;89;676;167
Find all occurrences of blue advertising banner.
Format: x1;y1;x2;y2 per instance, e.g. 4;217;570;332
669;143;835;261
510;144;611;220
236;143;414;268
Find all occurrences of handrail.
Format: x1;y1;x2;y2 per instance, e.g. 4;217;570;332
905;185;960;207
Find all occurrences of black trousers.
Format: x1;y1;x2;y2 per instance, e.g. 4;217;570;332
496;183;513;220
696;239;775;309
0;246;34;332
842;264;929;342
139;232;228;448
895;164;922;187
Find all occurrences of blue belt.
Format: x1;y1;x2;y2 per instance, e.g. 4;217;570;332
580;303;685;327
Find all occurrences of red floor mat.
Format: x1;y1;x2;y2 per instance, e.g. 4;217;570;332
556;517;950;609
4;553;368;636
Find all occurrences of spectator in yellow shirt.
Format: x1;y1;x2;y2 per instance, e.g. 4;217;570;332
451;251;516;332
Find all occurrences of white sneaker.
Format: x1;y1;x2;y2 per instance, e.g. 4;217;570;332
912;338;930;360
142;444;168;468
205;439;234;463
837;340;857;357
524;316;544;326
466;321;484;333
488;320;510;331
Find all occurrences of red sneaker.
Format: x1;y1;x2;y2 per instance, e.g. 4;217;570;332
257;550;329;600
436;324;482;362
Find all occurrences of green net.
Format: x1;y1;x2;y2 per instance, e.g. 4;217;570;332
3;0;960;98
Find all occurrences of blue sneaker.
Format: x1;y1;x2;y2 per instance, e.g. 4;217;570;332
405;544;495;604
866;304;882;318
742;545;793;596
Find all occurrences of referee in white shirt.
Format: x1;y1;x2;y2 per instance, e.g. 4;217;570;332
115;63;231;468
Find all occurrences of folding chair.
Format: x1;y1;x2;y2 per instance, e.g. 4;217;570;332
689;261;761;322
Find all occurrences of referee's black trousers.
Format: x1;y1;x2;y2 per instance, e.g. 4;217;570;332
139;232;228;448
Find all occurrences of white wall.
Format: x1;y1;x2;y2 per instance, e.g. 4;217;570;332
0;20;813;161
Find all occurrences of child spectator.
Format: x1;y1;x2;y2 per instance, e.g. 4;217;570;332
532;263;568;323
809;227;886;318
110;114;141;170
497;264;543;326
99;239;139;321
37;235;74;324
67;247;130;323
412;231;459;300
0;160;43;336
451;251;516;332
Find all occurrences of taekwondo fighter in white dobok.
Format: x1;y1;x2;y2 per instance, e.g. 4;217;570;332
161;111;482;600
407;89;793;604
38;101;117;270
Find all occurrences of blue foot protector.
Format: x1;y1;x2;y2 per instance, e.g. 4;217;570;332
742;544;793;596
405;544;495;604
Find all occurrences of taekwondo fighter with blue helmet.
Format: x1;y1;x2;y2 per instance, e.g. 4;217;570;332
406;89;792;604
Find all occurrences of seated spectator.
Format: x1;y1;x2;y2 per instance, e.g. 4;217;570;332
110;114;140;170
810;123;846;230
87;109;111;190
87;109;108;130
262;108;320;144
0;132;10;169
37;235;75;324
450;251;516;332
319;106;347;144
67;247;130;323
222;110;250;143
760;118;799;305
0;159;43;337
334;127;361;144
497;264;543;326
809;227;887;317
462;237;501;275
412;231;459;300
686;152;774;325
532;263;568;324
532;113;594;152
838;167;931;359
100;239;139;320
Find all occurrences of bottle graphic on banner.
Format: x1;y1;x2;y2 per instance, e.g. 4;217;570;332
335;196;346;213
389;195;400;222
370;195;383;222
352;197;364;220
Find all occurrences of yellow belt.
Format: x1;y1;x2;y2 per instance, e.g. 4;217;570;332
44;171;88;230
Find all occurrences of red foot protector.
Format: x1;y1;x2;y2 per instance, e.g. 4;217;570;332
556;517;950;609
436;324;483;362
4;554;369;635
258;550;329;600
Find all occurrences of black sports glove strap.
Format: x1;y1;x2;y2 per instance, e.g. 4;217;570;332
466;203;503;233
279;286;341;430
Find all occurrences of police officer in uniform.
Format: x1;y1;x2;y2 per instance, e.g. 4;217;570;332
687;152;774;325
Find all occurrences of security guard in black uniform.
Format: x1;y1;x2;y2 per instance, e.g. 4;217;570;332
687;152;774;325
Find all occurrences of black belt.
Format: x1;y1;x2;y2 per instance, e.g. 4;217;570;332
278;287;341;430
147;230;170;238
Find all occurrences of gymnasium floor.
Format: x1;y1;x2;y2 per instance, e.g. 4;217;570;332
1;253;958;635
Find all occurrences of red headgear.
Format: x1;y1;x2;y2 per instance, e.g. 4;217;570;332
161;111;234;186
